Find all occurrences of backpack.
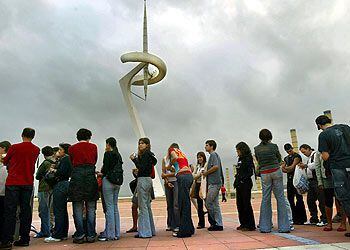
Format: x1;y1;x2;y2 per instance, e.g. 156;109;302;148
107;155;124;185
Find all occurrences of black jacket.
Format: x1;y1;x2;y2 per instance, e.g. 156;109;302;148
132;150;157;177
68;164;99;202
234;155;254;188
101;151;123;177
55;155;72;182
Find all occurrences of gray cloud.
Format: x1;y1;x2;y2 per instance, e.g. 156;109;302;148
1;0;349;196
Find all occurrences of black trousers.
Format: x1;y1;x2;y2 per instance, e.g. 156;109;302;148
0;196;4;238
194;183;205;227
236;179;256;229
307;178;326;222
52;181;69;239
287;180;307;224
177;173;195;237
1;185;33;243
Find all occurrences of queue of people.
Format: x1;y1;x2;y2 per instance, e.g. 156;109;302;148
1;114;350;249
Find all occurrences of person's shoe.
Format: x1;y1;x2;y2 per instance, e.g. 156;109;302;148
304;220;317;225
0;242;12;250
13;240;29;247
345;232;350;237
44;237;62;243
86;236;96;243
323;226;332;231
241;227;255;231
166;227;172;231
73;237;85;244
172;232;178;237
173;228;179;232
278;230;290;233
236;226;243;230
97;235;107;241
134;234;151;239
332;213;342;223
290;225;295;231
34;232;49;238
126;228;137;233
337;227;346;232
208;225;223;231
316;221;327;227
196;226;205;229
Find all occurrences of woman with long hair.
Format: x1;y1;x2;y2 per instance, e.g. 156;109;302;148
130;138;157;238
254;129;289;233
167;143;195;238
234;142;256;231
192;152;207;229
99;137;123;241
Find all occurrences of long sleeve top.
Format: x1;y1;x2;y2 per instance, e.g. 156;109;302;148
132;150;157;177
101;151;122;177
235;155;254;182
54;155;72;182
36;156;56;192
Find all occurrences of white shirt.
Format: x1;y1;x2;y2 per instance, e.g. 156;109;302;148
0;154;8;196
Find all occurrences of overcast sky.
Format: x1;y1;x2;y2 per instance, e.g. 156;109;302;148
1;0;349;196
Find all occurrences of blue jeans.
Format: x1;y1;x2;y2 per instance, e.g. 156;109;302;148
38;191;52;236
205;184;223;227
72;200;97;239
331;168;350;218
102;177;121;239
137;177;155;238
165;181;180;229
259;169;289;232
52;181;69;239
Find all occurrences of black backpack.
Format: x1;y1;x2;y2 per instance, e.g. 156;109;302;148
107;155;124;185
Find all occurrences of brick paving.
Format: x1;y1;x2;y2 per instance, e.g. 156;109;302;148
26;194;350;249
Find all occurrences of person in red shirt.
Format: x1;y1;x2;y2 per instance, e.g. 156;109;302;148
0;128;40;249
68;128;99;244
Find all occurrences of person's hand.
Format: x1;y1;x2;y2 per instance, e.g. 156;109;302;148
202;171;208;177
161;172;166;179
318;185;324;190
299;163;307;169
130;153;136;160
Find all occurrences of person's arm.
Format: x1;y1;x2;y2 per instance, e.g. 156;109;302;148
314;152;324;188
281;160;288;173
321;152;330;161
203;153;219;177
36;160;49;180
318;132;330;161
101;152;111;176
284;157;301;173
2;146;13;166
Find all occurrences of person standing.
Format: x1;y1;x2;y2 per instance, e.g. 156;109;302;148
68;128;99;244
167;143;194;238
0;141;11;239
282;143;307;225
314;150;347;232
299;144;327;226
99;137;123;241
192;152;207;229
130;138;157;239
316;115;350;237
45;143;72;242
254;129;290;233
234;142;256;231
203;140;224;231
162;152;179;232
35;146;56;238
0;128;40;249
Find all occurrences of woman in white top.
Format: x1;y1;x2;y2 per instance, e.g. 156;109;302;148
192;152;207;229
0;141;11;238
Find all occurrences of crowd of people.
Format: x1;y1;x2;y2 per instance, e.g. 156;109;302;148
0;114;350;249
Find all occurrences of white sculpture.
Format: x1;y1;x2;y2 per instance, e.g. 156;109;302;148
119;0;167;197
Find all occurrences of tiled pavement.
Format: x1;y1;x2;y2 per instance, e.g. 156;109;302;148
26;194;350;249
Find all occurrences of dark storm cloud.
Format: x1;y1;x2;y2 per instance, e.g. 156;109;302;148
1;0;349;196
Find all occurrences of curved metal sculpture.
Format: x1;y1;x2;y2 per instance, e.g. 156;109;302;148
119;0;167;197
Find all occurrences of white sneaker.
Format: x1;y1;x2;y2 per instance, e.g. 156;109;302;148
44;236;62;243
317;221;328;227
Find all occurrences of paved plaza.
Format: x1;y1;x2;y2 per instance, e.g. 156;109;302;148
27;194;350;250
